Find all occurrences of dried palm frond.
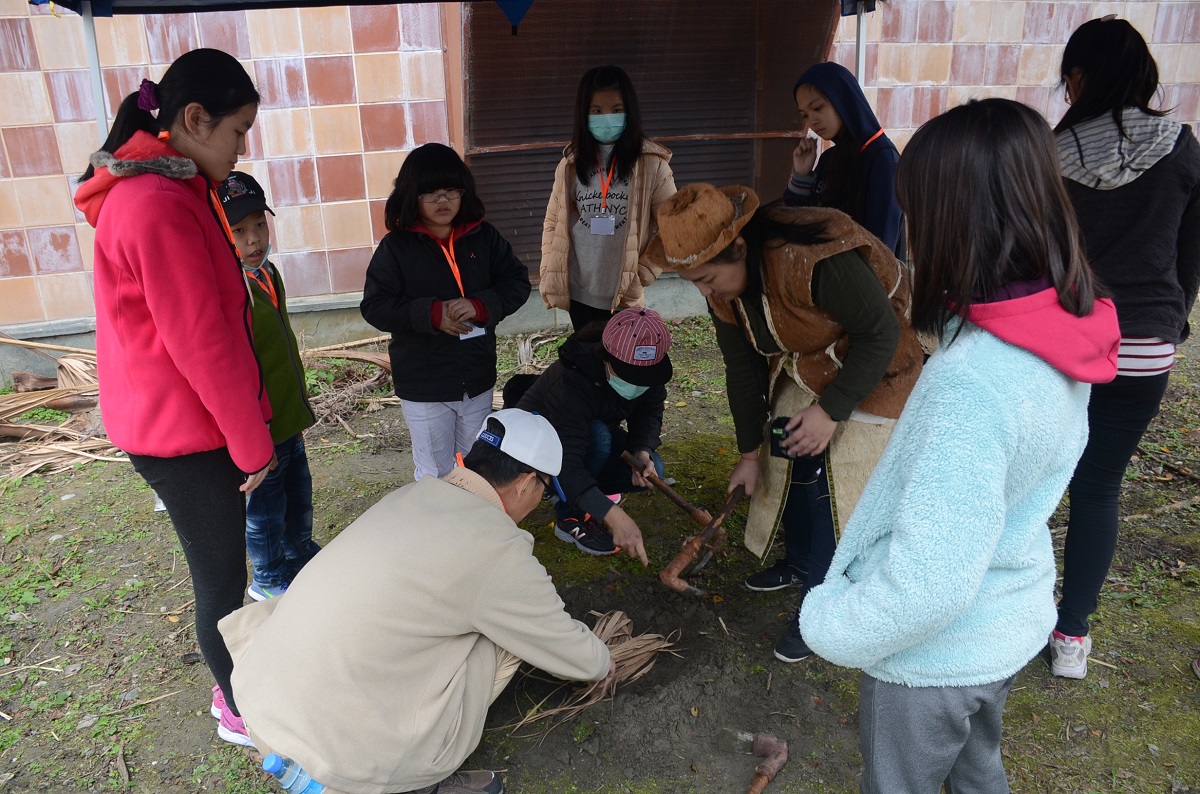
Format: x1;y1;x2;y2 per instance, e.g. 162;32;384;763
56;353;99;387
0;438;126;481
0;387;98;423
302;350;392;373
514;333;557;374
503;610;680;738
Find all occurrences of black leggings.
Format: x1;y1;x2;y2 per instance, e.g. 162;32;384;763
129;448;248;716
1057;372;1169;636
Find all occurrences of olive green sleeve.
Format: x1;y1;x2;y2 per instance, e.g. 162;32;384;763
812;250;901;421
711;310;771;453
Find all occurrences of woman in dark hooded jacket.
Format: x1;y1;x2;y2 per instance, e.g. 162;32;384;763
784;61;904;258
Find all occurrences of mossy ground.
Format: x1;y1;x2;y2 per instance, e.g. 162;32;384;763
0;317;1197;792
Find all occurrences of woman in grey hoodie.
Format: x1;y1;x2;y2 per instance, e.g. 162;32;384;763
1050;17;1200;679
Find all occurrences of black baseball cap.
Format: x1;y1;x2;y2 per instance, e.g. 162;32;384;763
217;171;274;226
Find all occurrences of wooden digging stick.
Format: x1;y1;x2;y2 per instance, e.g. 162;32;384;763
659;486;745;596
619;451;712;527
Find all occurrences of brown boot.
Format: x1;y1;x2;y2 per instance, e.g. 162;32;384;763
401;770;503;794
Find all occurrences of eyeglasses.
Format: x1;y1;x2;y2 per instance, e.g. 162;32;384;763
536;472;554;494
418;189;465;204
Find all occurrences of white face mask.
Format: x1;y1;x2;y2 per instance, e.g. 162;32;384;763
607;372;649;400
240;242;270;273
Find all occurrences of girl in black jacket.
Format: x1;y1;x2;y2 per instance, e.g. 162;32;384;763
1049;18;1200;679
361;143;531;480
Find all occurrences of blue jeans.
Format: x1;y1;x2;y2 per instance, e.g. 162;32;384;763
244;434;320;587
555;421;664;521
782;453;836;595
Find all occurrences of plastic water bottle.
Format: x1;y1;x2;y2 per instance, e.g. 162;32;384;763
262;754;325;793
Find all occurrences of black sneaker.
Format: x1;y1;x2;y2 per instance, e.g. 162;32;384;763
554;516;617;556
773;619;814;663
745;559;807;592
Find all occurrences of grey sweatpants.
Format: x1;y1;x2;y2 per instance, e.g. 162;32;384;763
859;672;1016;794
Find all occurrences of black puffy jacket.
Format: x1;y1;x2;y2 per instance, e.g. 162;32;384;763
361;221;531;401
517;334;665;522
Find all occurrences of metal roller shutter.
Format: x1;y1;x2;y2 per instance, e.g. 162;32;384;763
463;0;838;272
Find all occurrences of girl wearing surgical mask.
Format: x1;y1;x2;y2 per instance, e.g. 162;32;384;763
540;65;677;330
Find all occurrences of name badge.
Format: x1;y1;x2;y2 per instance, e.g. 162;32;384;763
590;214;616;236
459;323;486;341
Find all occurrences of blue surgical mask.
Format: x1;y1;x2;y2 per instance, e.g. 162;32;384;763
588;113;626;144
608;373;649;401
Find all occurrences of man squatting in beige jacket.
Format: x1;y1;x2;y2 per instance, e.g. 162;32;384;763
219;409;614;794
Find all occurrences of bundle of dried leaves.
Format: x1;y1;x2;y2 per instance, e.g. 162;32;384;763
505;610;680;738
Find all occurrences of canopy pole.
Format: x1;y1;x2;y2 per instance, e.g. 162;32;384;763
82;0;108;144
855;1;866;88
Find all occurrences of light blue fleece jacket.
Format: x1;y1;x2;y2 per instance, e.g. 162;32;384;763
799;322;1091;687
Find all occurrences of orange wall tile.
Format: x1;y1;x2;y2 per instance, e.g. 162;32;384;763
271;204;325;253
301;6;353;55
0;276;43;324
363;150;408;200
311;105;364;155
322;201;373;249
355;53;406;104
38;271;93;320
0;181;21;230
247;8;302;58
0;230;31;277
29;14;86;71
95;15;149;67
0;72;53;125
257;108;314;159
401;51;446;100
16;175;75;227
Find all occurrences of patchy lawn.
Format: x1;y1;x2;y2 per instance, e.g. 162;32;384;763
0;317;1197;793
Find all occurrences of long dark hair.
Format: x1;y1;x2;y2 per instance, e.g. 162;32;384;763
1054;17;1167;137
710;203;831;264
571;65;646;185
80;49;258;182
383;143;485;232
897;99;1096;343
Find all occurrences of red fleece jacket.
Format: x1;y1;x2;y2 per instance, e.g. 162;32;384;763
74;132;274;473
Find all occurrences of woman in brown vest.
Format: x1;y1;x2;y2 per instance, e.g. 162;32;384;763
646;185;922;662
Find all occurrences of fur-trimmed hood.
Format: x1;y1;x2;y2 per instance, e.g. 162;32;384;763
74;131;200;227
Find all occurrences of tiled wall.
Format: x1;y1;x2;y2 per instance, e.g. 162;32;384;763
0;0;448;327
829;1;1200;149
3;1;1199;331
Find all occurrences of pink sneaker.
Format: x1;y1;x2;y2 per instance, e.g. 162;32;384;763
606;493;622;504
217;708;256;748
210;685;225;719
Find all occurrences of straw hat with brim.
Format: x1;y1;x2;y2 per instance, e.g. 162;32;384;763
644;184;760;271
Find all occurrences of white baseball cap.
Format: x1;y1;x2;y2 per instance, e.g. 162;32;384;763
475;409;563;476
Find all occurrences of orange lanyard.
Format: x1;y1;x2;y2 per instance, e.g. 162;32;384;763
598;157;617;211
438;229;465;297
860;128;885;152
209;187;242;260
248;268;280;309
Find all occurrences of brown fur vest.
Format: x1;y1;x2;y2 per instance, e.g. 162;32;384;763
709;206;922;419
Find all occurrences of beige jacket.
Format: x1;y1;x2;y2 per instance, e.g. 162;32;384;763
219;469;610;794
540;140;676;311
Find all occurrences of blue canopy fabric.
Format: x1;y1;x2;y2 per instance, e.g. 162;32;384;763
28;0;527;20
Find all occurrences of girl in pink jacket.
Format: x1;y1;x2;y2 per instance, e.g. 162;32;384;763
74;48;273;749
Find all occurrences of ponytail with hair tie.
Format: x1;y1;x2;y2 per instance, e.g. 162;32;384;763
137;79;159;113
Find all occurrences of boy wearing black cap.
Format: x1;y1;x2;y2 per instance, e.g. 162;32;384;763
516;308;673;565
217;172;319;602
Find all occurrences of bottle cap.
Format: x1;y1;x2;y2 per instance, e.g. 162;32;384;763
263;754;284;775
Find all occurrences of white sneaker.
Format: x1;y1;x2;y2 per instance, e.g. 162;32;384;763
1049;630;1092;679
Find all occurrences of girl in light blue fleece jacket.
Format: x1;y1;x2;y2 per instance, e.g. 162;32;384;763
799;99;1121;794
